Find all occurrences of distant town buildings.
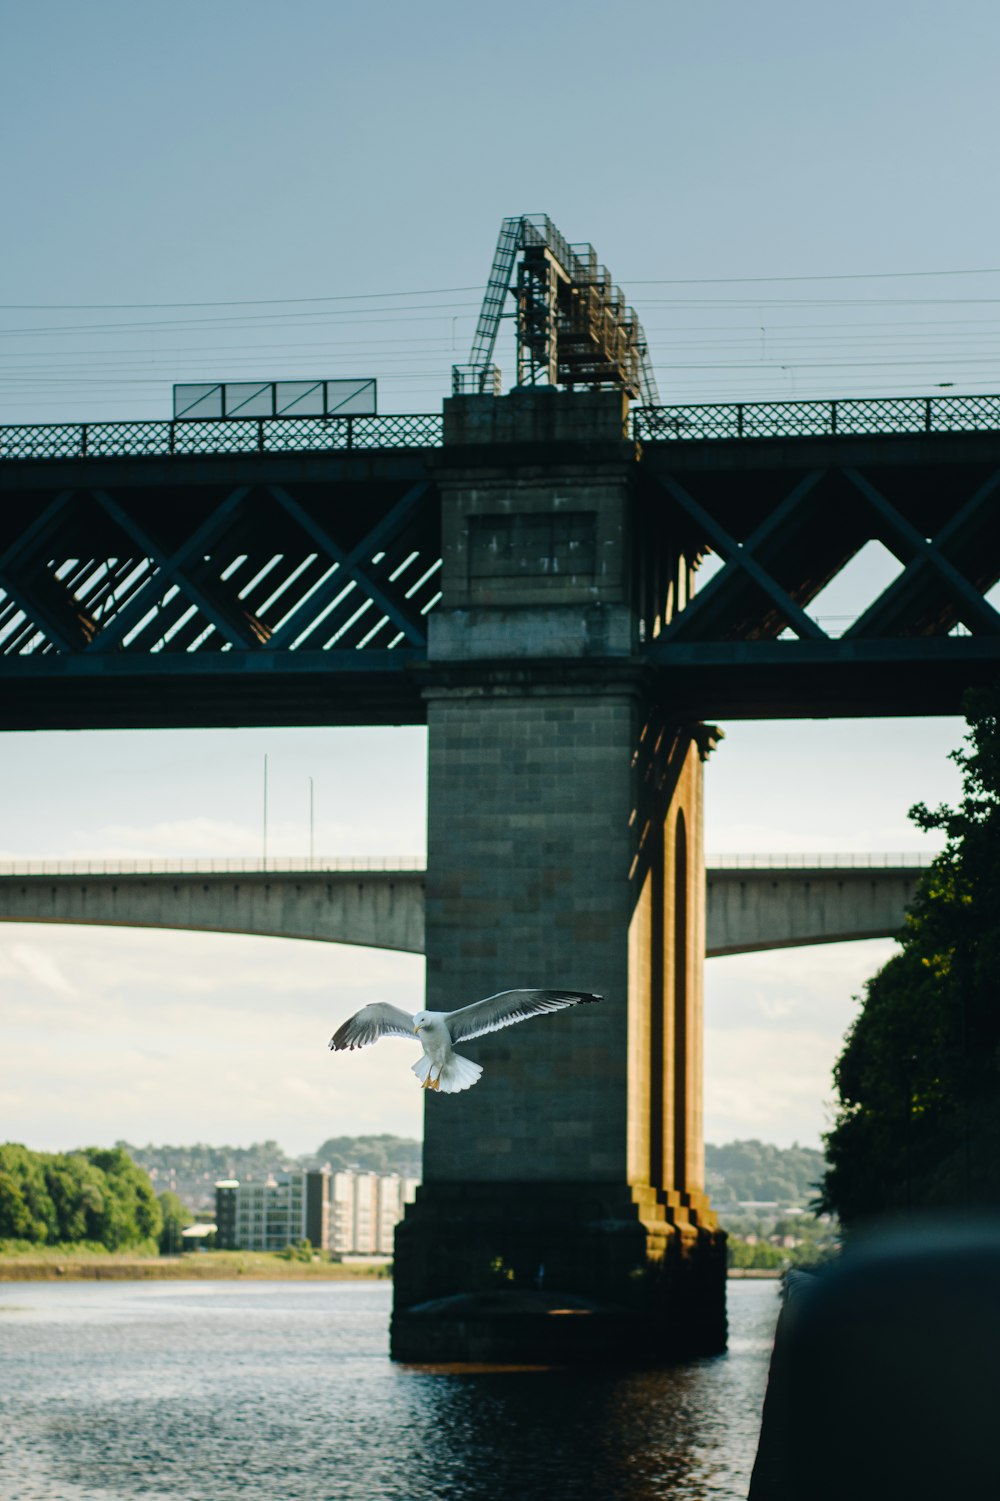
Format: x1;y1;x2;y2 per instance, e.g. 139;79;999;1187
215;1168;418;1255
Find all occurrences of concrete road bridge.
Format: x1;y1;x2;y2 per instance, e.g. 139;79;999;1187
3;213;997;1360
0;853;928;958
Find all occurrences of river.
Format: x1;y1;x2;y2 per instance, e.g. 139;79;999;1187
0;1278;778;1500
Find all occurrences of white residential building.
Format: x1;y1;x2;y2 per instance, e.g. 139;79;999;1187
329;1171;419;1255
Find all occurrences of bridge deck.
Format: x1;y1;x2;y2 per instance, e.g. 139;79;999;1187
0;856;928;958
2;392;998;728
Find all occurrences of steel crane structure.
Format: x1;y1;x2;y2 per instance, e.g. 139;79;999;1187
452;215;658;403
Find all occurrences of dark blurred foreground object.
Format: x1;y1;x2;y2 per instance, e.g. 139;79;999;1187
749;1219;1000;1499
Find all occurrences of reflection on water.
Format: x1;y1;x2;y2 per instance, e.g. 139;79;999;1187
0;1278;779;1501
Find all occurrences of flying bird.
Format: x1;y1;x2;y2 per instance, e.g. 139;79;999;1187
329;989;601;1094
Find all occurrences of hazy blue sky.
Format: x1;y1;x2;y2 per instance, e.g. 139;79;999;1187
1;1;994;1155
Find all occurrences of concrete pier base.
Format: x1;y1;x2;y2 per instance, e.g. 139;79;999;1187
391;1182;726;1363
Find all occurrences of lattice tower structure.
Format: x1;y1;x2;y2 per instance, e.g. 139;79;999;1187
453;215;658;404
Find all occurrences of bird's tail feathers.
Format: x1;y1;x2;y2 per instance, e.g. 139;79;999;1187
439;1051;483;1093
411;1054;434;1086
411;1051;482;1093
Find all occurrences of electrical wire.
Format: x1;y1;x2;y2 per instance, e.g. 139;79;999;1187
624;267;1000;286
0;286;484;310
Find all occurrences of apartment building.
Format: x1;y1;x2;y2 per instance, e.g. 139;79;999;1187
215;1170;328;1252
329;1171;419;1255
215;1169;419;1254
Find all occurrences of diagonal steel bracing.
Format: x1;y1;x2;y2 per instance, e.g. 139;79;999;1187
0;472;439;664
87;486;261;651
843;469;1000;638
657;472;830;641
0;489;88;651
265;482;429;649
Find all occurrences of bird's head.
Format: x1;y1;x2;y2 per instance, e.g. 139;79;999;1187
412;1010;430;1034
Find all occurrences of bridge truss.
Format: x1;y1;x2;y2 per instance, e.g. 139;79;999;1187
0;437;442;727
1;393;998;728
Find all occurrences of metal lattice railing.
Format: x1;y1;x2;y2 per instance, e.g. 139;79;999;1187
5;393;1000;461
634;393;1000;442
0;413;445;461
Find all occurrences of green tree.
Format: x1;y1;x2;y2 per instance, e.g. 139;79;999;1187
157;1191;192;1254
0;1144;162;1250
705;1140;826;1206
822;685;1000;1224
82;1147;162;1249
727;1237;786;1270
44;1153;101;1242
0;1144;56;1242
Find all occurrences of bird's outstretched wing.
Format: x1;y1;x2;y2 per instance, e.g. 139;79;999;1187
446;989;601;1044
329;1003;417;1051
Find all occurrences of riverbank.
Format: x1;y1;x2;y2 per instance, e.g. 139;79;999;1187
0;1247;783;1284
0;1249;391;1282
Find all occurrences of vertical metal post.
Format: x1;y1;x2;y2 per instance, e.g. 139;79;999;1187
736;404;744;438
257;419;265;454
830;401;837;434
262;753;269;870
80;425;88;457
925;397;933;433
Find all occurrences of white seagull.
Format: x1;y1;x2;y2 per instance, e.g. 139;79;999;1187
329;989;601;1094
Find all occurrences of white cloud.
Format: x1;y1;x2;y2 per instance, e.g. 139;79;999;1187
4;940;79;998
0;923;425;1154
704;1024;842;1149
702;940;893;1147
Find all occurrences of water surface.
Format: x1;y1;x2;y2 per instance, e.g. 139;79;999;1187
0;1278;778;1500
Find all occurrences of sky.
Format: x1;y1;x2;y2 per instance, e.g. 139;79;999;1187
1;0;994;1159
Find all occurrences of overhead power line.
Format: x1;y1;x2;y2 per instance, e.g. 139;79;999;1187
0;285;484;311
7;265;1000;310
625;267;1000;286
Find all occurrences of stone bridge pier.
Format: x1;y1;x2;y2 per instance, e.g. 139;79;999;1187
391;390;726;1362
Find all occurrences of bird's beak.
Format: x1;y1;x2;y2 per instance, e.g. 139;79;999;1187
413;1023;421;1034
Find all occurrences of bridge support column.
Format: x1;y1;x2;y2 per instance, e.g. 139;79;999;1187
391;390;725;1362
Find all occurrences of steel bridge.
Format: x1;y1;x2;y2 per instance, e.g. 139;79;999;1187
1;389;998;731
3;370;996;1363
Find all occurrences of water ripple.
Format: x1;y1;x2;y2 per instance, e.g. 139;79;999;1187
0;1279;779;1500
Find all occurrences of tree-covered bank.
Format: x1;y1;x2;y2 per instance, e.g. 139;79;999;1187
119;1135;422;1211
0;1144;160;1250
822;685;1000;1225
706;1140;826;1208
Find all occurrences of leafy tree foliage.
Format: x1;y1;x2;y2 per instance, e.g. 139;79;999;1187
822;686;1000;1224
157;1191;193;1254
728;1237;787;1270
0;1144;162;1249
309;1134;421;1177
705;1139;826;1207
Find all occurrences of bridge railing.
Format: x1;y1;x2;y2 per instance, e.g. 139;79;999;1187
0;855;426;876
0;413;444;461
0;852;931;876
4;392;1000;461
633;392;1000;442
707;852;932;868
